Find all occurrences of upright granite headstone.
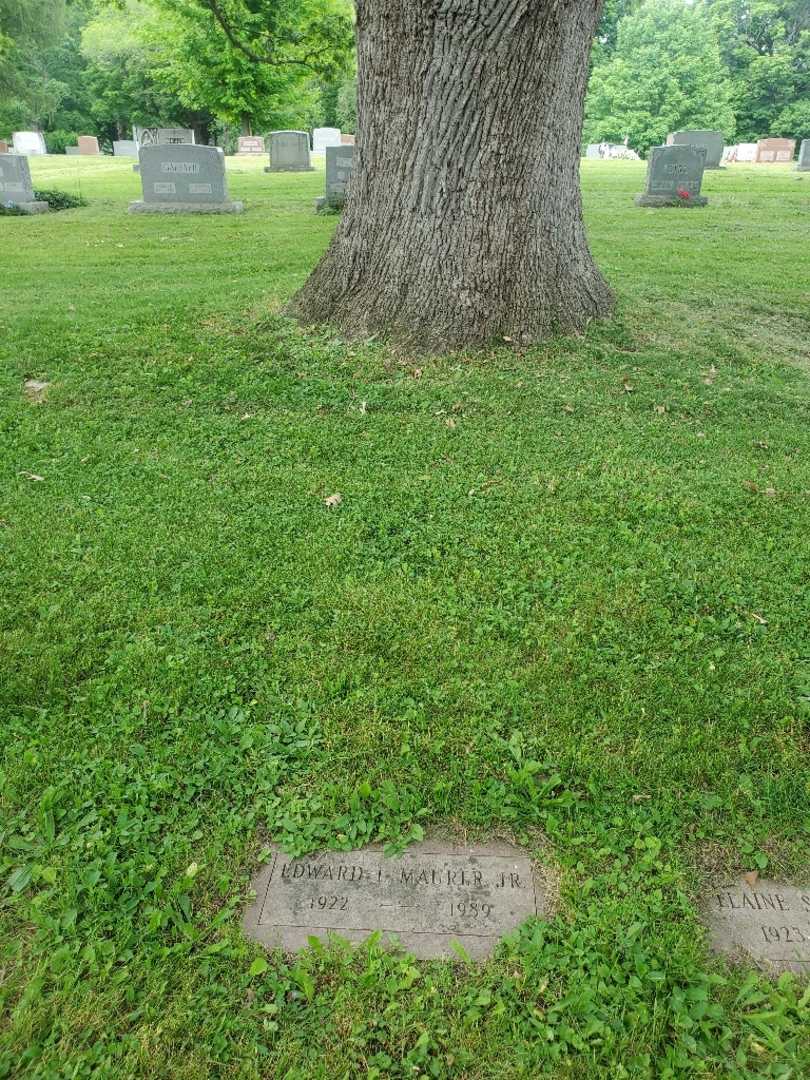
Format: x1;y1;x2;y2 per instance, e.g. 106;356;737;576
703;879;810;976
243;840;548;960
113;140;138;157
635;144;707;208
129;144;242;214
585;144;601;159
78;135;100;156
797;140;810;172
237;136;264;154
316;144;354;212
65;146;81;156
265;130;313;173
735;143;757;162
12;131;46;156
134;127;195;147
0;141;8;154
671;130;724;169
0;154;48;213
341;134;355;145
756;138;795;163
312;127;341;153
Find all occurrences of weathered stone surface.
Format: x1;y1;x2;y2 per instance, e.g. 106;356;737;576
670;130;724;169
129;144;242;214
312;127;341;153
237;136;265;154
0;153;48;213
243;841;546;960
703;879;810;976
113;140;138;157
797;140;809;172
134;127;195;147
265;130;313;173
78;135;100;156
736;143;758;162
0;141;9;154
756;138;795;163
65;147;81;156
635;144;707;208
315;144;354;212
12;131;46;156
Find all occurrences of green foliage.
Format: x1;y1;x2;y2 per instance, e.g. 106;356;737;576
33;187;88;210
0;154;809;1076
335;74;357;131
585;0;736;153
0;0;68;129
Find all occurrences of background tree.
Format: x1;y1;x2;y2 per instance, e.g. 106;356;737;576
0;0;68;131
584;0;735;153
291;0;613;349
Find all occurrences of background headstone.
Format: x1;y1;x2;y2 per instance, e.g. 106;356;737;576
0;153;48;213
736;142;758;162
0;141;8;154
585;144;601;159
65;146;81;156
635;144;707;207
671;130;725;169
341;133;355;145
312;127;342;153
316;144;354;211
756;138;795;163
243;840;548;960
129;144;242;214
265;130;313;173
797;140;810;172
703;879;810;976
134;127;195;147
113;140;138;157
77;135;100;156
12;131;47;156
237;136;265;154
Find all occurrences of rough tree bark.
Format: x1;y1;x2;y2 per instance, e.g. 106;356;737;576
289;0;613;349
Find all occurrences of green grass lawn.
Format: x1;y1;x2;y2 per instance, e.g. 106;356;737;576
2;154;809;1077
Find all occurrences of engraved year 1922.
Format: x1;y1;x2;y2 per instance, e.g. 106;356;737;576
310;895;349;911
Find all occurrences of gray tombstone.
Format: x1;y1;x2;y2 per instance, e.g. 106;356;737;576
134;126;195;148
242;840;548;961
796;140;809;171
12;131;47;156
65;146;81;156
635;144;708;208
129;144;242;214
671;130;725;169
0;154;48;213
585;144;601;159
702;879;810;977
113;140;138;157
312;127;342;153
265;130;313;173
315;145;355;212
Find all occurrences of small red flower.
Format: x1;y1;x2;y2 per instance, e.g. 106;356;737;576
676;187;690;199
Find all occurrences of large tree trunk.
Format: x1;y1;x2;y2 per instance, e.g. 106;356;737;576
289;0;613;350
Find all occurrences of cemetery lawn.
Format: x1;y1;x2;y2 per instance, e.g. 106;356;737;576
2;155;809;1079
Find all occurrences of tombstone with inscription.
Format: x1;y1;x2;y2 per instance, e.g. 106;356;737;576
735;143;757;162
671;130;725;169
703;879;810;976
635;144;707;208
0;154;48;213
237;136;265;154
0;141;8;154
113;140;138;157
312;127;342;153
12;131;47;156
265;130;313;173
797;140;810;172
129;144;242;214
78;135;100;156
316;145;355;212
134;126;195;147
243;840;548;960
755;138;795;163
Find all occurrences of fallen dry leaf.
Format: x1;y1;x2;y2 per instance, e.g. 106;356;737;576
324;493;342;509
622;380;634;393
563;404;574;414
742;480;759;493
20;471;44;482
23;379;50;403
654;404;666;415
743;870;759;888
763;487;777;497
445;417;456;429
411;368;423;379
750;612;768;625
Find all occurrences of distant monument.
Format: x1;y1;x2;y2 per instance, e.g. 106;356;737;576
635;144;707;208
670;130;724;169
755;138;795;163
134;127;195;147
797;140;810;172
113;140;138;157
237;136;265;154
316;145;354;212
0;153;48;213
265;131;313;173
312;127;341;153
12;131;47;156
129;144;242;214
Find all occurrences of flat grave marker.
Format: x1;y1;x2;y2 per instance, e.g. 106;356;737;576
0;153;48;213
635;144;707;208
129;144;243;214
265;130;313;173
243;840;547;960
703;879;810;976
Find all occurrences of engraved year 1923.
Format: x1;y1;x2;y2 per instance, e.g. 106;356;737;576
761;925;808;944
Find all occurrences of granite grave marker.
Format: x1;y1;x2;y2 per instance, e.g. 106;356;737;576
237;136;265;154
134;126;195;147
0;153;48;213
129;144;242;214
243;840;547;960
312;127;341;153
12;131;46;156
671;130;724;169
78;135;100;156
0;141;8;154
113;140;138;157
703;879;810;976
796;140;809;171
65;146;81;156
756;138;795;163
265;130;313;172
635;144;707;207
316;144;354;211
736;143;757;162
